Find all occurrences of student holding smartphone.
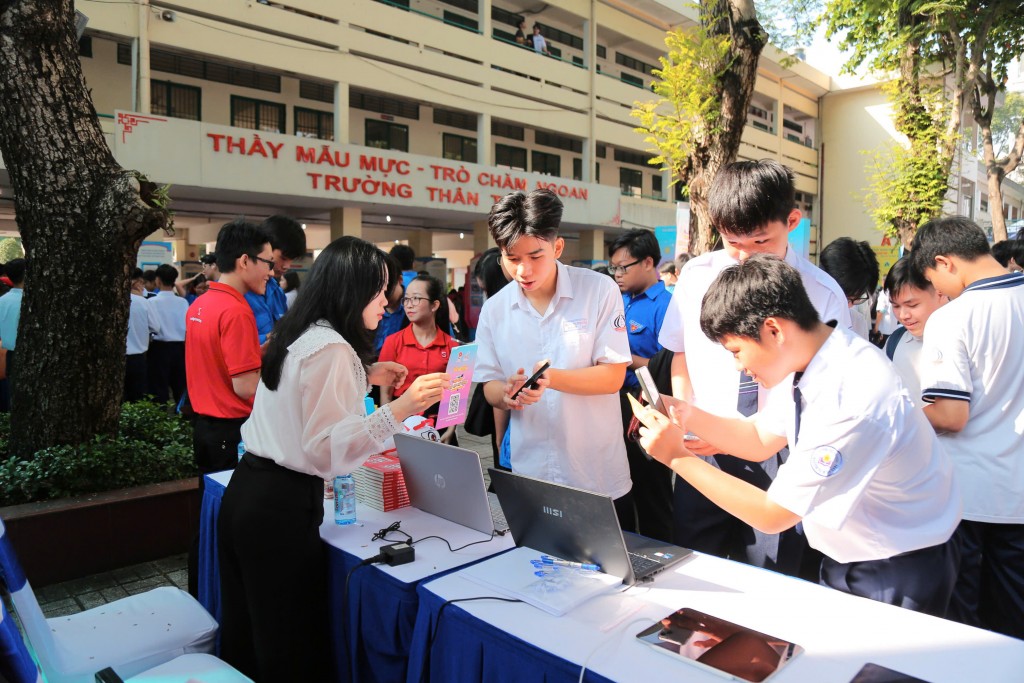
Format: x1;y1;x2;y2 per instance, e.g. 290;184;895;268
474;189;635;524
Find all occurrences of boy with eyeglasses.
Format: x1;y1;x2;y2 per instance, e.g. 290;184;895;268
819;237;880;340
657;159;850;576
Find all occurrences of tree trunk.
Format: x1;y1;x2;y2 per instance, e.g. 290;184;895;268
687;0;766;254
978;92;1024;244
0;0;171;458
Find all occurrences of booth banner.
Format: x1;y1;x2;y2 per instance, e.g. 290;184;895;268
112;111;621;227
789;218;812;260
872;236;902;287
675;203;690;256
654;225;676;262
137;241;174;269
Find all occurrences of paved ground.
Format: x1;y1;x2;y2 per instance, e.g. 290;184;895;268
37;426;495;618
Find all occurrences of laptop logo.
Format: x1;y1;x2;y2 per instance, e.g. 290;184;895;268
542;505;563;518
434;474;446;489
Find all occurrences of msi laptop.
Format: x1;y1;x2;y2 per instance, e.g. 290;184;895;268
394;433;509;536
489;468;692;584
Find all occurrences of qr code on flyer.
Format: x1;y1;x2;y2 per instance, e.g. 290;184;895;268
447;393;460;416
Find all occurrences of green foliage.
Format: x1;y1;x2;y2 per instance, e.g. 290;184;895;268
0;401;196;506
0;238;24;264
992;92;1024;158
756;0;824;52
631;24;732;191
861;79;954;239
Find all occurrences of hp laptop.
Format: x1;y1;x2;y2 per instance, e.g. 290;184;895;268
394;433;509;536
489;468;691;584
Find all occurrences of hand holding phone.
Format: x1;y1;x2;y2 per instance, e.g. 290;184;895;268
510;361;551;400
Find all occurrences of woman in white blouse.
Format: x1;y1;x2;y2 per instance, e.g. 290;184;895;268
217;236;449;682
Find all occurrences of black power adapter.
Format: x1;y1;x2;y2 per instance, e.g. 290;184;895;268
381;542;415;566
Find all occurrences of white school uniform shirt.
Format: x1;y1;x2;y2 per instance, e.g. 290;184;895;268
920;272;1024;523
756;326;960;564
889;329;925;409
658;247;852;417
147;289;188;342
876;290;899;335
475;261;633;498
126;293;160;355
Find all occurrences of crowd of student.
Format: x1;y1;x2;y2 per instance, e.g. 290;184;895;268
0;152;1004;681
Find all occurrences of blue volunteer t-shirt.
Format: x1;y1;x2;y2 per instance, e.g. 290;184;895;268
621;280;672;389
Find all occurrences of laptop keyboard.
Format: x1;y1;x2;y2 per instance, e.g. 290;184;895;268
487;492;510;532
629;552;661;576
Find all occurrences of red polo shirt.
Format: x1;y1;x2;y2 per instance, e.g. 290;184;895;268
185;282;261;419
378;325;456;397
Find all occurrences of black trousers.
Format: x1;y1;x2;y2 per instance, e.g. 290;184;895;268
948;520;1024;638
189;414;246;597
820;536;960;618
147;340;186;404
0;349;13;412
618;389;673;542
672;450;808;576
124;353;148;402
218;453;330;683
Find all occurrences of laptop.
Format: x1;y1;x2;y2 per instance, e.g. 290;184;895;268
394;433;509;536
488;468;691;584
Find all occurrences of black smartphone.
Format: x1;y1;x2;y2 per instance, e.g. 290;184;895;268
510;361;551;400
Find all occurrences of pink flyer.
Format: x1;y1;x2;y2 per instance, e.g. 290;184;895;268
434;343;477;429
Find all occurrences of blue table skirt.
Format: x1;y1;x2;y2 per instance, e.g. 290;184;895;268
405;583;615;683
200;472;513;683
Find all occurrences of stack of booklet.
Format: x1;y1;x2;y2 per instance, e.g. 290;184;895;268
353;453;410;512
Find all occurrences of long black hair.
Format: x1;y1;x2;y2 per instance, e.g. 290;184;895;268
262;236;387;390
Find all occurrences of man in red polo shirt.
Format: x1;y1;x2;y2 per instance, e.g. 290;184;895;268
186;218;272;476
185;218;271;597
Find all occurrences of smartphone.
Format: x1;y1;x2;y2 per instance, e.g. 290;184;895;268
635;366;665;413
510;361;551;400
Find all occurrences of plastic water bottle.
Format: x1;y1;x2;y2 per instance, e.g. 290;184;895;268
237;440;246;461
334;474;357;525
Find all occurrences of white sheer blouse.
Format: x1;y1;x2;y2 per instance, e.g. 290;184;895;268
240;322;401;478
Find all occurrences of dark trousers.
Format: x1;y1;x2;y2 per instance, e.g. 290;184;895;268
147;340;186;405
948;520;1024;639
0;349;13;413
672;451;807;576
619;389;673;542
820;536;960;618
218;453;330;683
188;414;246;597
124;353;148;402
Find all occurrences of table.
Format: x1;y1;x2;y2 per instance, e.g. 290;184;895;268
198;470;514;683
406;551;1024;683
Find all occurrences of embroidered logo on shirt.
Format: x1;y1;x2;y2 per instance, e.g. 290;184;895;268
810;446;843;478
628;319;646;333
563;318;589;333
613;313;626;332
441;350;448;359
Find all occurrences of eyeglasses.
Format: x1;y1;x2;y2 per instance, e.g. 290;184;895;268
254;255;275;270
401;296;431;307
847;294;869;306
607;259;641;276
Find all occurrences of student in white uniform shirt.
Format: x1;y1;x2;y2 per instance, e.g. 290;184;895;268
881;258;947;407
635;255;961;615
819;237;880;340
475;189;634;521
658;159;851;576
910;217;1024;639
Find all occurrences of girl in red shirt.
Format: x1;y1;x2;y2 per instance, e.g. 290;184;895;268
379;274;459;441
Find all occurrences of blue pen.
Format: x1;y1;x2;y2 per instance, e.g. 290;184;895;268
540;555;601;572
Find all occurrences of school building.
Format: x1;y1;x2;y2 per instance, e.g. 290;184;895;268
0;0;1020;278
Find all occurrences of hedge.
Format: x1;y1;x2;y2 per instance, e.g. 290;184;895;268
0;402;197;506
